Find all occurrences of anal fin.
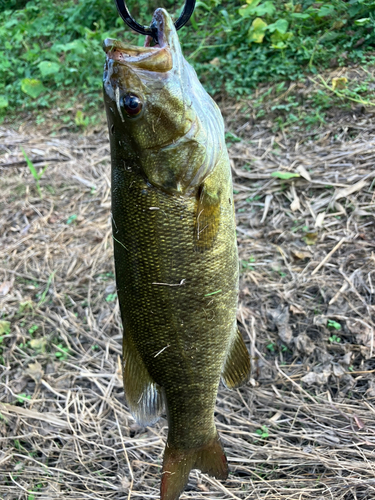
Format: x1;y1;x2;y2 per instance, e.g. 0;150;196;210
221;329;250;389
122;334;163;426
161;434;228;500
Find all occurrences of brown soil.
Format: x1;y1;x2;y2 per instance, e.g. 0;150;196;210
0;109;374;499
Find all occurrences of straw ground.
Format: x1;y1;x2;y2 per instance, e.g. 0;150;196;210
0;99;374;499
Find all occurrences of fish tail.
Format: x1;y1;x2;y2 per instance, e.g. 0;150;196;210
160;434;228;500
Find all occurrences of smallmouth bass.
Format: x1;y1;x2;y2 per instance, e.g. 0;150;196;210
103;9;250;500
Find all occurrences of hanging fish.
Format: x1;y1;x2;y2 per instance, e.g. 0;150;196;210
103;8;250;500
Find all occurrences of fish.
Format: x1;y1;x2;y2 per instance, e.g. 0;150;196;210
102;8;250;500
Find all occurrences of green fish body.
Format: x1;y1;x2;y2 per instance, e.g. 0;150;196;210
103;9;250;500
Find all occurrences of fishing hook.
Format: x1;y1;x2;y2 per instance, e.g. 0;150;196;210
113;0;196;43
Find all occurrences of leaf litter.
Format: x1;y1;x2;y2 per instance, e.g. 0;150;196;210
0;105;375;499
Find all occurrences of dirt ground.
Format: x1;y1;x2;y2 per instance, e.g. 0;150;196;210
0;103;375;500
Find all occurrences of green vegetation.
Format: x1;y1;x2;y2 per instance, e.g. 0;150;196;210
0;0;374;124
327;320;342;330
16;393;32;404
21;147;48;197
329;334;341;343
105;292;117;302
255;425;269;439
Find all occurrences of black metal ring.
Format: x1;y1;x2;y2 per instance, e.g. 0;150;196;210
114;0;196;41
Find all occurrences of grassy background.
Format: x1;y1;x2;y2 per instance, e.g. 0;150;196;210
1;0;375;128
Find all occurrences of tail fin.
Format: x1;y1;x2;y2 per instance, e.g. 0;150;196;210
161;434;228;500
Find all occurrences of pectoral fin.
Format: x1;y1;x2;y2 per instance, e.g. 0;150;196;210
122;334;164;426
221;329;250;389
194;183;221;252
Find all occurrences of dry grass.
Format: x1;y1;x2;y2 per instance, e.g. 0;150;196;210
0;108;374;500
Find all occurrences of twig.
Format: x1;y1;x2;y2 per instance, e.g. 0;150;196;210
311;237;348;276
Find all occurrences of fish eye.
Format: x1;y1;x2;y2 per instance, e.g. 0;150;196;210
122;94;143;117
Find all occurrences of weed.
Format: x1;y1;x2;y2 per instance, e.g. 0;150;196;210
271;171;300;180
16;393;31;404
75;110;89;127
327;320;342;330
266;342;275;352
255;425;269;439
96;272;114;281
29;338;47;353
225;131;241;146
241;258;255;272
0;320;10;335
105;293;117;302
54;343;70;361
329;334;341;343
66;214;78;225
28;324;38;335
18;300;33;315
21;148;47;198
37;271;56;307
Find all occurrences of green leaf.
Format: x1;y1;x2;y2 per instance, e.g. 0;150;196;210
66;214;77;225
54;40;86;54
354;18;371;26
38;61;60;77
303;232;318;246
271;171;300;179
290;12;310;20
317;4;335;18
270;30;293;49
0;320;10;335
16;393;31;403
195;1;211;11
254;1;275;16
0;96;8;108
20;79;45;99
248;18;268;43
29;338;47;353
105;293;117;302
21;147;38;180
327;320;341;330
28;324;38;334
239;0;262;18
268;18;289;34
260;1;275;15
75;110;89;127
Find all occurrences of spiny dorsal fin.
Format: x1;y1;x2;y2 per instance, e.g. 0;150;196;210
221;329;250;389
122;334;164;426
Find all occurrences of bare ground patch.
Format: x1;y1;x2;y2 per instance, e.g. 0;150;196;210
0;117;374;499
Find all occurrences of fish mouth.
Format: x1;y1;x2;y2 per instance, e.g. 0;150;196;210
103;9;173;72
